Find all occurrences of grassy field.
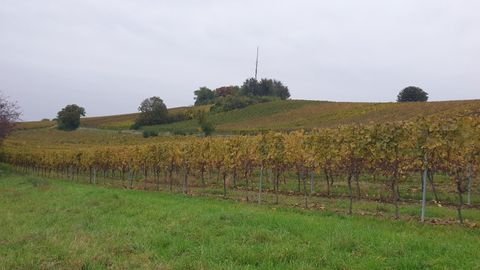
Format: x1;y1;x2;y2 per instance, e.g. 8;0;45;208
1;165;480;269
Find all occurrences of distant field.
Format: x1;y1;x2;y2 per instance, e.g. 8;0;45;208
17;99;480;133
4;128;182;150
7;98;480;152
1;167;480;269
80;113;138;130
79;105;211;130
141;99;480;133
14;120;56;130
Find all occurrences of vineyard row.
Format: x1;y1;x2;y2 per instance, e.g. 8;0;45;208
3;115;480;223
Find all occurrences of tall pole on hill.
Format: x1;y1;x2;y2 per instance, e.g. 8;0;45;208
421;152;428;222
254;46;259;80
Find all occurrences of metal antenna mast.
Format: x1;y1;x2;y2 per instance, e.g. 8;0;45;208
254;46;259;80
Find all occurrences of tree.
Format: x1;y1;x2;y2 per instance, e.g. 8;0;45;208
0;92;21;143
271;80;290;100
194;87;215;106
214;86;240;98
240;78;261;96
397;86;428;102
258;79;273;96
57;104;86;131
134;96;168;128
241;78;290;100
194;110;215;136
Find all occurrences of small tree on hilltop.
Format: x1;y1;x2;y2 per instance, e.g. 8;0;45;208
194;87;215;106
214;86;240;98
134;96;168;128
0;92;21;143
240;78;261;96
258;79;273;96
271;80;290;100
397;86;428;102
57;104;86;131
241;78;290;100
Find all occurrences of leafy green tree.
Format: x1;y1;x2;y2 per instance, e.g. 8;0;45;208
194;87;215;106
241;78;290;100
0;92;20;143
193;110;215;136
240;78;261;96
397;86;428;102
134;96;168;127
57;104;86;131
258;79;273;96
271;80;290;100
200;118;215;136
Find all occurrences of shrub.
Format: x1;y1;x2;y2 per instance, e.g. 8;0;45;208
397;86;428;102
142;130;158;138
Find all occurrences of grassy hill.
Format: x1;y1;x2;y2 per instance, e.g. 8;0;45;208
15;99;480;133
144;99;480;134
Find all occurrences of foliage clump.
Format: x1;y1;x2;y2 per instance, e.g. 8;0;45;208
196;111;215;136
142;130;159;138
193;87;216;106
133;97;168;129
0;92;20;143
240;78;290;100
57;104;85;131
193;78;290;112
397;86;428;102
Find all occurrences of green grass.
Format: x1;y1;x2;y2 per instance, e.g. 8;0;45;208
1;166;480;269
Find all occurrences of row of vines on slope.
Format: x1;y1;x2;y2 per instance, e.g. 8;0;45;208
3;115;480;223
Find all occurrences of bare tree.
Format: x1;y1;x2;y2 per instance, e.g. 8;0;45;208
0;92;21;143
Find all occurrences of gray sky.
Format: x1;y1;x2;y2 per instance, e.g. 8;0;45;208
1;0;479;121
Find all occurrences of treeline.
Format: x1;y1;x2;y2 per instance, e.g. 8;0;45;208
4;114;479;223
194;78;290;112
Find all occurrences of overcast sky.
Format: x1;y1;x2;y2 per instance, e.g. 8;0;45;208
1;0;479;120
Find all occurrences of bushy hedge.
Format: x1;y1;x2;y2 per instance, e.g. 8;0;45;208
210;95;279;113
